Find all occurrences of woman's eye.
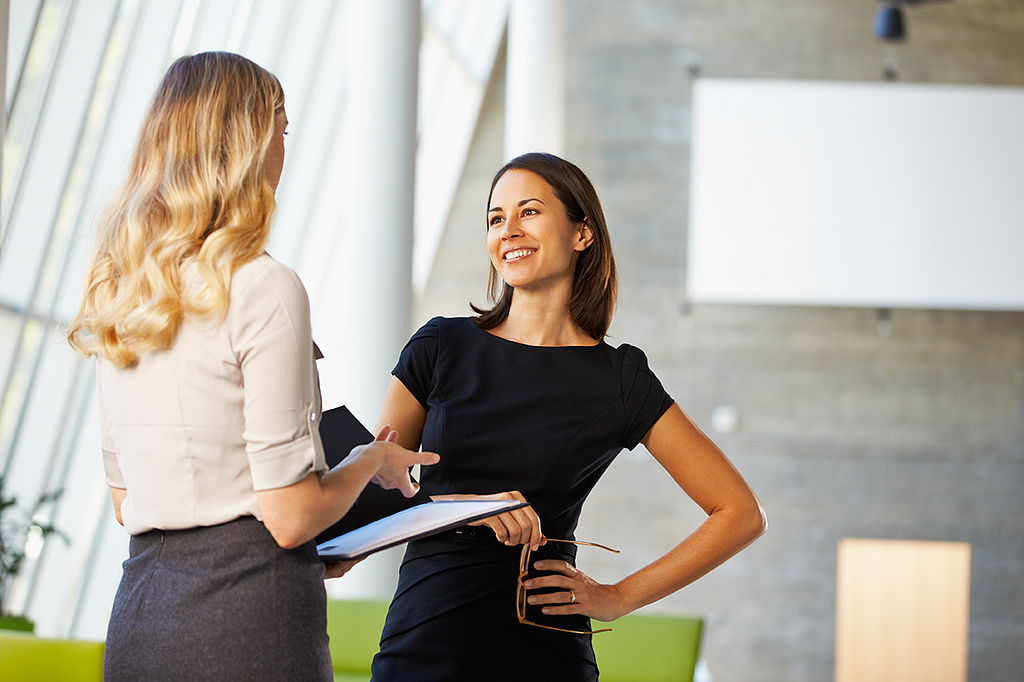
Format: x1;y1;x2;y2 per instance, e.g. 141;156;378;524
522;208;537;217
489;215;504;227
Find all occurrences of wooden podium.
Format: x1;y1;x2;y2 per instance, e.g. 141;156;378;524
835;538;971;682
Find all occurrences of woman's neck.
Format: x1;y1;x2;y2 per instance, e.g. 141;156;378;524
492;289;597;347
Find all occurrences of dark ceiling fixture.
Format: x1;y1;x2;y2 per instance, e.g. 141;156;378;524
873;2;906;41
873;0;953;42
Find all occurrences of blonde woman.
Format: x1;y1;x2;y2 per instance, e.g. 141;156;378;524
67;52;437;682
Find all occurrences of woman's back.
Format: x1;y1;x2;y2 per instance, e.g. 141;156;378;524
98;253;324;535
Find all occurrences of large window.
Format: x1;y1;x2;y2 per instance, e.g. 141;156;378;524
1;0;506;639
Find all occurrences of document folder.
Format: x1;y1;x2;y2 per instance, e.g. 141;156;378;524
316;498;526;561
315;405;525;561
315;405;430;546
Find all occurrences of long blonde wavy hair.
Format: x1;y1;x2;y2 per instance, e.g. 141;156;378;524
67;52;284;367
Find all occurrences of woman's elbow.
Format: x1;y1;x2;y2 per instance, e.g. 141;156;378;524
264;520;311;548
276;536;309;551
256;474;322;549
262;517;313;550
109;488;127;526
744;496;768;543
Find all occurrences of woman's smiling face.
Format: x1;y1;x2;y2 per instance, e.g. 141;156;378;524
486;169;593;294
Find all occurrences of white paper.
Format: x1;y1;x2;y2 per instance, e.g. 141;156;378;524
316;499;525;560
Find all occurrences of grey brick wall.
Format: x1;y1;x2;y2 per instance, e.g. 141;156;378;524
417;2;1024;680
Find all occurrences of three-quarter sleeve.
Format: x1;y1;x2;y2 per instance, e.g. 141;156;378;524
97;373;125;488
230;261;322;491
620;345;674;449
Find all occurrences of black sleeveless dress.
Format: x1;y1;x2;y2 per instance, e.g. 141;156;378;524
370;317;673;682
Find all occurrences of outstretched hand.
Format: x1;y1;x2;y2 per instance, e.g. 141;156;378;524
361;425;439;498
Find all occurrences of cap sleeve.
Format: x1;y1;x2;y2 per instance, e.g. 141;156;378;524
620;345;674;449
392;317;441;408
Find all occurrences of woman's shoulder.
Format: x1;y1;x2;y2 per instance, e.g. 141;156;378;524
233;252;299;284
411;315;476;337
610;341;650;364
231;253;305;299
401;317;480;360
607;340;673;408
603;341;660;380
224;254;309;326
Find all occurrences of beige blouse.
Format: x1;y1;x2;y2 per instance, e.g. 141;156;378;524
98;254;327;536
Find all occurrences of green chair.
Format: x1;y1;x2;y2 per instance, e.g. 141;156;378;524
323;599;702;682
0;630;105;682
326;599;391;682
593;612;704;682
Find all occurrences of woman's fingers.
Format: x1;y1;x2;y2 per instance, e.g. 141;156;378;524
523;562;624;622
525;560;578;588
485;492;542;548
486;509;534;546
523;561;584;612
323;558;364;579
436;490;543;548
369;441;440;497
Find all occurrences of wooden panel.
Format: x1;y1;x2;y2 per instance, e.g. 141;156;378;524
835;538;970;682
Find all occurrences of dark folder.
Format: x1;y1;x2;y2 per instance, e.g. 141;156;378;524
314;405;431;546
314;405;527;561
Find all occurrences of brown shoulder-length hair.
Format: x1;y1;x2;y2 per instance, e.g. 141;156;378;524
471;152;618;340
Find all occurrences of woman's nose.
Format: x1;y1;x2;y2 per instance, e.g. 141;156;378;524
500;217;522;240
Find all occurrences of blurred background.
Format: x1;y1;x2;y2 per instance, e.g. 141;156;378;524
0;1;1021;680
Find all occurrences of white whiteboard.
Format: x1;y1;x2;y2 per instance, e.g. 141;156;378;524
687;78;1024;310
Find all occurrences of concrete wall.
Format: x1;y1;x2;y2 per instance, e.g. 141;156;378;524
416;2;1024;680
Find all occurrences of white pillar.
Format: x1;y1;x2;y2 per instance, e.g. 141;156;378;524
327;0;419;601
1;0;8;203
504;0;566;160
338;0;419;427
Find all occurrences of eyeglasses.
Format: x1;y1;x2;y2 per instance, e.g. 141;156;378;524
517;538;620;634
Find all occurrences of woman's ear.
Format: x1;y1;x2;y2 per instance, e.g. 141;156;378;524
575;219;595;252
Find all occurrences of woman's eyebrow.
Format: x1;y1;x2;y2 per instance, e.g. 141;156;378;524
488;197;544;213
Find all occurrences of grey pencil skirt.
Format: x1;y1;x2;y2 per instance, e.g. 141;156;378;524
103;515;333;682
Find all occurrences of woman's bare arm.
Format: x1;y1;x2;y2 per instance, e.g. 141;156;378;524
257;426;439;549
526;403;766;621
